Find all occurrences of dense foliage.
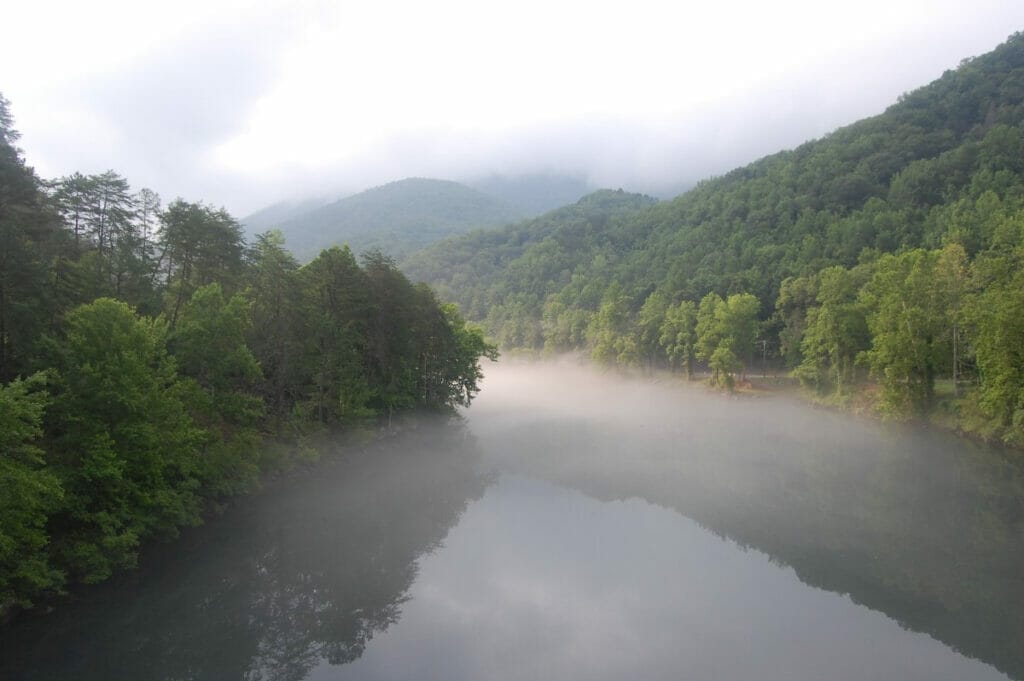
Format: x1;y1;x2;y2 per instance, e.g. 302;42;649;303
0;95;495;614
405;33;1024;443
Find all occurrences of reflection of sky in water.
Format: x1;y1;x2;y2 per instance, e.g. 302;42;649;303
315;474;1009;681
3;361;1019;680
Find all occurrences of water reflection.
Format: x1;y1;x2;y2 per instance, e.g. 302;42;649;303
3;361;1023;680
332;474;1010;681
0;420;489;681
468;361;1024;680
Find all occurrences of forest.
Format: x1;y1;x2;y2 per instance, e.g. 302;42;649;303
404;32;1024;446
0;95;495;616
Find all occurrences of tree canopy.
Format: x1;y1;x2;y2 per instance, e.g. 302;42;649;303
0;96;496;615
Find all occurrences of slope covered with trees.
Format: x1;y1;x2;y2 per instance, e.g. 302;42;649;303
405;32;1024;444
244;177;523;262
0;95;495;616
403;189;660;347
468;173;594;216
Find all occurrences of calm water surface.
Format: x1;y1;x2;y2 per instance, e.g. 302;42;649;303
2;360;1023;680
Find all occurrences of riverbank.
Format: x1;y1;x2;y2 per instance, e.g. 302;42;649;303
708;371;1023;456
523;352;1023;456
0;411;452;627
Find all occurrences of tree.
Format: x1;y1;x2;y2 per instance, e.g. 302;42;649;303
588;283;637;366
775;275;818;368
719;293;761;380
696;292;760;387
246;231;304;433
170;283;264;495
0;373;63;610
637;290;669;369
793;266;870;395
433;303;498;408
361;250;425;416
859;250;945;417
966;216;1024;444
87;171;135;272
695;292;725;377
0;94;65;382
933;242;969;395
159;200;246;325
53;171;139;295
659;300;697;378
52;172;95;249
46;299;204;582
299;245;373;424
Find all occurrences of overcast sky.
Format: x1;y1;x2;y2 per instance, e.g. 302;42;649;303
3;0;1023;216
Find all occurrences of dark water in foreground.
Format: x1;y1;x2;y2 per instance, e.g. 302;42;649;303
2;360;1023;680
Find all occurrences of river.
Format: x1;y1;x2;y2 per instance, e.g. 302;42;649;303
2;359;1023;680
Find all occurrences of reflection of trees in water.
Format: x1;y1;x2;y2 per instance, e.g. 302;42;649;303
496;415;1024;681
0;419;489;681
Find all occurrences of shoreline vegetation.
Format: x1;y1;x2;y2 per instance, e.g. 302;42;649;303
689;371;1019;455
500;351;1023;455
5;31;1024;627
0;94;496;621
0;413;410;626
406;33;1024;452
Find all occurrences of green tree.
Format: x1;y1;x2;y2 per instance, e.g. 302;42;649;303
933;242;969;395
720;293;761;379
696;292;760;387
695;292;725;375
0;373;64;610
859;250;945;417
170;283;264;495
775;275;819;368
246;231;304;433
361;251;422;417
659;300;698;378
47;299;204;583
970;273;1024;444
159;200;246;326
588;283;636;366
966;215;1024;444
793;266;870;394
637;290;669;369
299;246;373;424
0;94;65;382
427;302;498;409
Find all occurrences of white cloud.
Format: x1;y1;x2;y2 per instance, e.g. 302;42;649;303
3;0;1023;214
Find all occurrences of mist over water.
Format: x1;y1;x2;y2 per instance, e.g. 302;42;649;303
2;359;1022;680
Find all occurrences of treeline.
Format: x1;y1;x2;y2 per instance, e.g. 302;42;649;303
403;33;1024;444
0;95;495;614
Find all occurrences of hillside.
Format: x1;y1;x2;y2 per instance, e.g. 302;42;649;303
404;32;1024;443
241;196;333;235
403;189;659;343
250;178;524;262
468;173;594;216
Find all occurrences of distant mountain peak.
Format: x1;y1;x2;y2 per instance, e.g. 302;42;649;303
242;177;524;262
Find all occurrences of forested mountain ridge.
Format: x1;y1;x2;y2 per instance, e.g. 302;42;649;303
0;95;496;617
240;196;332;235
247;177;523;262
467;173;594;216
404;32;1024;444
403;189;659;337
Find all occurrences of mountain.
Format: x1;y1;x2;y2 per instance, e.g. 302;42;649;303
403;32;1024;441
247;178;524;262
403;189;659;330
241;196;335;235
407;32;1024;334
468;173;594;216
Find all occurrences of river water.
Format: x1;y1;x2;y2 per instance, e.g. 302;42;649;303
2;359;1023;680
